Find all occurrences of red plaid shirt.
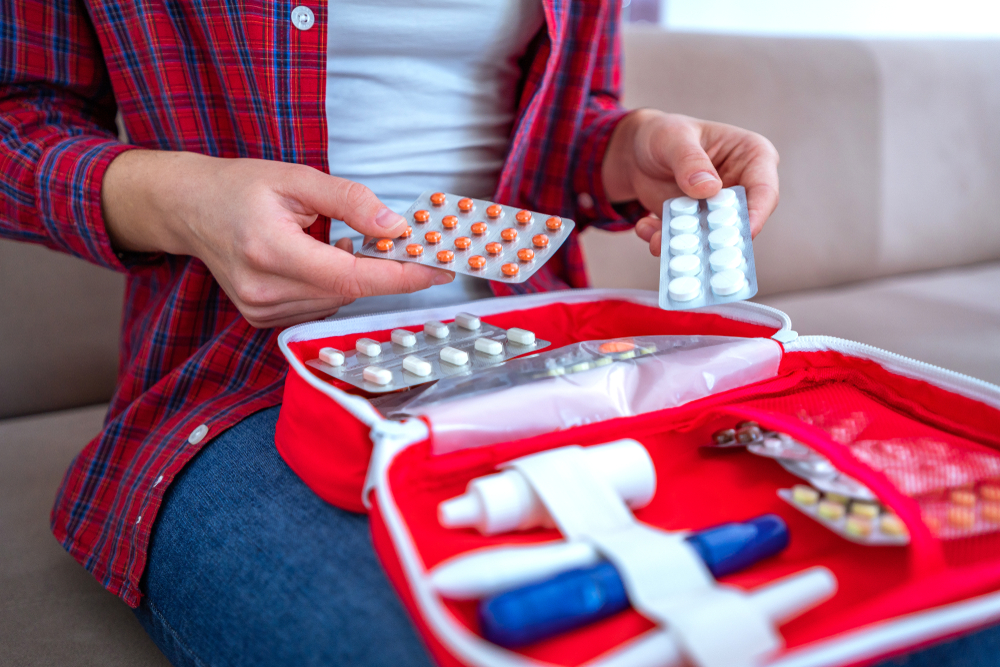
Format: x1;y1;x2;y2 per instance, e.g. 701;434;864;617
1;0;635;606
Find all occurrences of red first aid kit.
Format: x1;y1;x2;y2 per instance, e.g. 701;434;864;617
275;289;1000;667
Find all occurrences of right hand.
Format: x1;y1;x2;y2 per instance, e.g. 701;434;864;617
101;150;453;328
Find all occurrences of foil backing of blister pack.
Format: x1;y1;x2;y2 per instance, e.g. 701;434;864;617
658;185;759;310
358;191;575;284
305;320;550;393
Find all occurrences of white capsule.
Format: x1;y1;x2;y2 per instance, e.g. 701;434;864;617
708;226;741;250
668;276;702;302
318;347;344;367
475;338;503;355
707;206;740;229
424;321;450;339
709;247;745;272
710;269;747;295
669;196;699;217
506;328;536;346
363;366;392;385
355;338;382;357
707;188;737;211
391;329;416;347
402;355;432;377
455;312;481;330
440;346;469;366
669;215;700;235
669;254;702;277
669;233;701;256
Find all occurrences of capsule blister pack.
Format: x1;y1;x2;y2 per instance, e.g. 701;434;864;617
778;487;909;546
305;313;550;393
358;191;576;284
658;185;758;310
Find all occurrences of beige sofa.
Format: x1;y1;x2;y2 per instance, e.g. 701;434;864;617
3;27;999;664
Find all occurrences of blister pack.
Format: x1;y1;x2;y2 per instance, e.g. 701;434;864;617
358;191;575;284
778;487;909;546
659;185;758;310
305;313;550;393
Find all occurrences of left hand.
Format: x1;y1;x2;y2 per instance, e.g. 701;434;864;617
601;109;780;256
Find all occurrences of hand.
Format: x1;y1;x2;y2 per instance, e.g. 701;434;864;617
101;150;453;327
601;109;780;256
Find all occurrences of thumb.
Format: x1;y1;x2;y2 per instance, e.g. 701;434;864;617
651;122;722;200
291;169;409;238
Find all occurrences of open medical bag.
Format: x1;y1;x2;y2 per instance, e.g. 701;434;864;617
275;289;1000;667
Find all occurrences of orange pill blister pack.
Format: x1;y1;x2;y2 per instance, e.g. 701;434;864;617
359;191;576;283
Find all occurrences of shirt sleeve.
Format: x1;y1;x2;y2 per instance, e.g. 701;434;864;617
0;0;135;271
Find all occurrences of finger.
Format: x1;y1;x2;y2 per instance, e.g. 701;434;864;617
742;156;780;238
648;229;661;257
333;236;354;253
281;168;409;238
648;120;722;200
635;214;662;243
252;304;355;330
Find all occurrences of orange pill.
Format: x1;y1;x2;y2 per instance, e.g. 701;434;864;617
486;204;503;218
515;209;532;224
485;242;503;255
442;215;459;229
517;248;535;262
981;484;1000;501
471;222;488;235
948;505;976;529
468;255;486;269
406;243;424;256
501;263;519;277
375;238;394;252
425;231;442;244
951;489;977;507
414;210;430;223
400;225;413;238
501;228;518;242
436;250;455;263
546;216;562;231
454;236;472;250
532;234;550;248
430;192;446;206
458;198;474;212
599;341;636;354
983;502;1000;523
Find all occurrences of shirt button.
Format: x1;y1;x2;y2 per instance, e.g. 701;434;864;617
188;424;209;445
291;6;315;31
577;192;595;211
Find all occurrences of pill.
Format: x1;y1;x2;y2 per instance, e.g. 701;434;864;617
709;247;744;272
458;198;474;212
425;231;442;244
355;338;381;357
440;346;469;366
850;502;880;519
669;196;699;217
669;215;700;235
710;269;747;296
948;505;976;528
437;250;454;263
469;255;486;269
708;226;741;250
363;366;393;385
400;225;413;238
598;341;635;354
391;329;416;347
951;489;977;506
375;238;393;252
406;243;424;256
515;210;532;224
792;484;820;506
442;215;459;229
818;499;846;521
414;210;430;223
825;492;850;505
981;485;1000;501
454;236;472;250
402;355;432;377
501;228;518;241
880;513;908;536
712;428;736;446
707;188;737;211
845;515;873;538
455;312;480;330
669;233;701;256
485;242;503;255
736;420;760;430
982;502;1000;523
471;222;488;235
318;347;344;367
430;192;446;206
668;276;701;302
475;338;503;355
501;263;519;277
545;216;562;231
486;204;503;218
707;207;740;229
507;328;536;346
532;234;550;248
517;248;535;262
424;321;449;339
666;255;701;278
735;423;763;444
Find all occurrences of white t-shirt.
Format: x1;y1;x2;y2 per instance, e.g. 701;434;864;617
325;0;545;318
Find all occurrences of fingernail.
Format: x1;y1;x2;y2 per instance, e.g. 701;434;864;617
375;207;405;229
689;171;718;187
432;273;453;286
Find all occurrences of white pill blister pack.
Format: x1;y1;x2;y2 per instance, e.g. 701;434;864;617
304;313;550;393
658;185;758;310
358;191;576;284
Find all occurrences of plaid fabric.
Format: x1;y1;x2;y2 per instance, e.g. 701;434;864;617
0;0;636;606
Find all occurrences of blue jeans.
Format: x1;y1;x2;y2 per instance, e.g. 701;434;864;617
135;406;1000;667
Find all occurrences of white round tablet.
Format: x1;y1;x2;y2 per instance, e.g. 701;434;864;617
709;247;744;272
708;226;741;250
669;215;700;235
669;197;699;217
707;207;739;230
668;276;702;302
710;269;747;295
707;188;737;211
669;254;702;277
669;233;701;255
